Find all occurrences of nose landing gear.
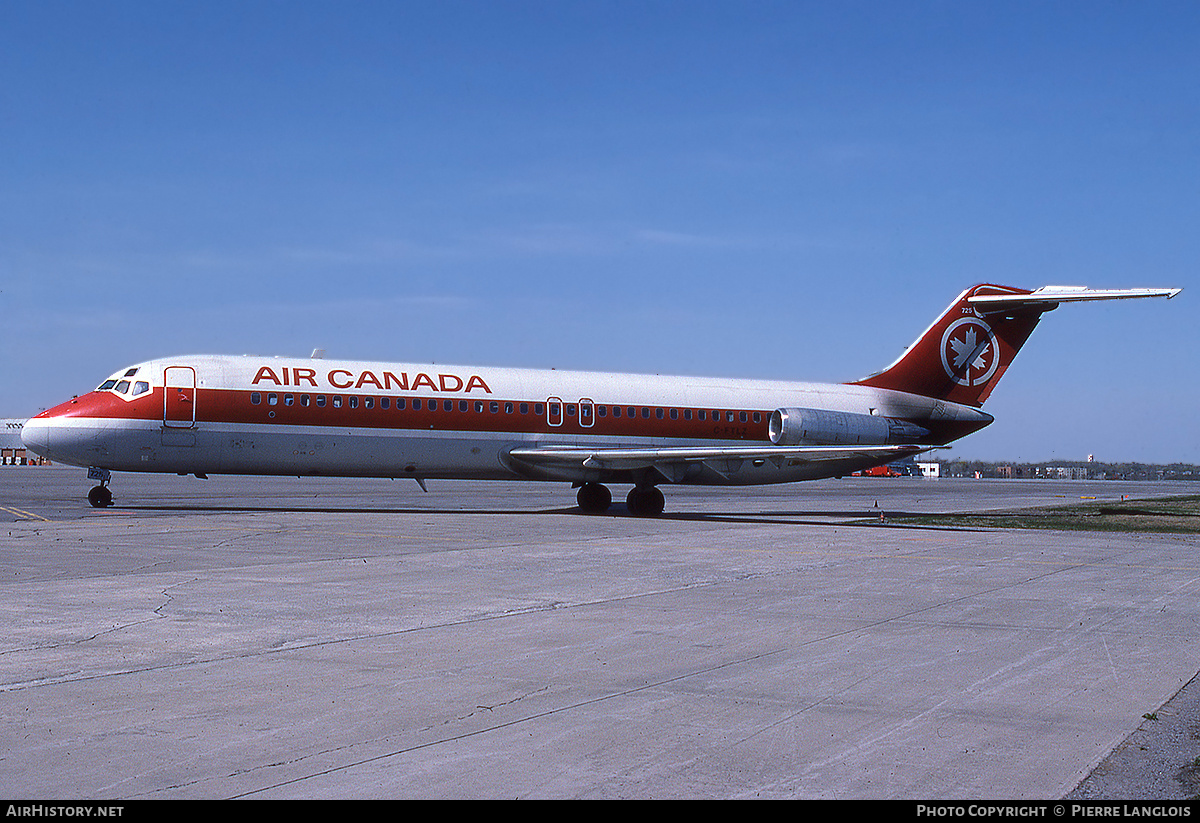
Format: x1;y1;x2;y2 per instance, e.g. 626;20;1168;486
86;467;114;508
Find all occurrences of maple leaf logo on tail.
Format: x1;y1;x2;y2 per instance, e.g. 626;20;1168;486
852;284;1044;407
940;317;1000;387
949;327;985;369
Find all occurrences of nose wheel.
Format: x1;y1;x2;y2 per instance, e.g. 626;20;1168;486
87;484;113;508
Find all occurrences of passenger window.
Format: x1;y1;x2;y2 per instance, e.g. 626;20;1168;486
519;403;528;414
316;395;326;407
459;400;468;412
332;396;342;408
412;399;421;410
504;402;513;414
655;408;664;419
380;397;389;409
251;392;261;405
739;411;747;423
284;394;295;406
349;396;358;409
613;407;622;418
364;397;374;409
301;395;311;407
444;399;453;411
268;393;278;406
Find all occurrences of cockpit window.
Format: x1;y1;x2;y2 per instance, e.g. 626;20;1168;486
97;367;152;398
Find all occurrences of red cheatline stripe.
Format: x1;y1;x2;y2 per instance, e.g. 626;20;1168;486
46;388;773;443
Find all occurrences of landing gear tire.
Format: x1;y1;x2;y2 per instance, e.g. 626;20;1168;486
87;485;113;508
626;486;665;517
577;483;612;514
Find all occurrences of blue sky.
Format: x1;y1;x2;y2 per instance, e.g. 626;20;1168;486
3;1;1196;463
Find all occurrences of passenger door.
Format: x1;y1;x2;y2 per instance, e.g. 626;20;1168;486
163;366;197;428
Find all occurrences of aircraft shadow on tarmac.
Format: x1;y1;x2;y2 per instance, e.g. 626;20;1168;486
110;502;980;531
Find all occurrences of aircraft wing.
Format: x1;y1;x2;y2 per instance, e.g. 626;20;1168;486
507;443;933;482
967;286;1181;311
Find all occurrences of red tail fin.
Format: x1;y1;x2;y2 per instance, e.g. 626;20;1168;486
852;284;1046;407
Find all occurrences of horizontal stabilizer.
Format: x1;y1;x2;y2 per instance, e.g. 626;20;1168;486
967;286;1181;310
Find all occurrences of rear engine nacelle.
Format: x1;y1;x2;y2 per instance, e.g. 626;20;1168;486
768;408;930;446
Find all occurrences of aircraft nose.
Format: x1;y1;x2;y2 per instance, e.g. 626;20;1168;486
21;419;50;458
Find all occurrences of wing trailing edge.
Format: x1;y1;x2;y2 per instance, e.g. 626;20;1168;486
507;443;933;483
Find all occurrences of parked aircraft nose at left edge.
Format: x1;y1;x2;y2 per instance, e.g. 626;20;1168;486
19;416;48;456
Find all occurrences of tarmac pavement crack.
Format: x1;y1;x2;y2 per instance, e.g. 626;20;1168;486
226;652;796;801
227;648;790;798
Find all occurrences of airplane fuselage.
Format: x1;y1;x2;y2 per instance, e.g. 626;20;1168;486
23;354;989;485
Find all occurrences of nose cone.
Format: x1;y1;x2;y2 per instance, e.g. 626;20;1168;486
20;418;50;458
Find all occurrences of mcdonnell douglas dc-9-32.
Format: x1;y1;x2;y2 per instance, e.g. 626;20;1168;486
21;283;1181;514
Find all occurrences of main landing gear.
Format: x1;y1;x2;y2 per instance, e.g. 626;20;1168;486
576;483;665;517
576;482;612;514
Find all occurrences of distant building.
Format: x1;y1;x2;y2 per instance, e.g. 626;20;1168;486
917;461;940;478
